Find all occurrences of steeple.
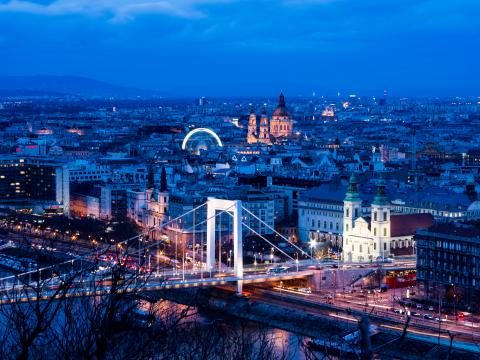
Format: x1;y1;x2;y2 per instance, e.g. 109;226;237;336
278;92;285;107
344;173;360;202
372;177;389;206
247;110;257;144
147;163;155;190
343;173;362;240
258;109;271;144
160;166;167;192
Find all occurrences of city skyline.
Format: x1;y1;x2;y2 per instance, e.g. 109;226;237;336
0;0;479;96
2;2;480;358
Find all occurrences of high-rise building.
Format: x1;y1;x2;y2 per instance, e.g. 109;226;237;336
0;156;70;215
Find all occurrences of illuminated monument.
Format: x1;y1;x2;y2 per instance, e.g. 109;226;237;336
269;92;293;138
246;92;293;144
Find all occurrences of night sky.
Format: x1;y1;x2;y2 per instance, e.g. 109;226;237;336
0;0;479;96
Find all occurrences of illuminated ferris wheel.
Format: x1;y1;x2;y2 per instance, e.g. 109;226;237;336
181;128;223;155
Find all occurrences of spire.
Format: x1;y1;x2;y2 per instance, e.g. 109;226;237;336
160;166;167;192
372;176;389;206
345;173;360;201
260;110;268;125
147;164;155;190
278;92;285;107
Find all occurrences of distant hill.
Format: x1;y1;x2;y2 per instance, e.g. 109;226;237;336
0;75;163;98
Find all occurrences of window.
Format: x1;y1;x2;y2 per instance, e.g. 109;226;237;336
373;212;377;221
346;224;349;231
383;228;387;236
384;243;387;251
383;212;387;221
354;208;358;218
346;208;350;217
373;228;377;236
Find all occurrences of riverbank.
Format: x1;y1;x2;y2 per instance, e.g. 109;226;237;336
154;287;480;359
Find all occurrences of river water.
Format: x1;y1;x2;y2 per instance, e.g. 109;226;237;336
140;299;308;360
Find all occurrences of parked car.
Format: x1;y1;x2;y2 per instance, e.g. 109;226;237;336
423;314;434;320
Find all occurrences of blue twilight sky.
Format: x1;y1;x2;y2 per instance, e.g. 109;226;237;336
0;0;479;97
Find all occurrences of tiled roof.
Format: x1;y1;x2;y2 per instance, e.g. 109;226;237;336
390;213;434;237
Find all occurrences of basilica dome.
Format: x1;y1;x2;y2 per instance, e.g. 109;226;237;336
272;92;290;117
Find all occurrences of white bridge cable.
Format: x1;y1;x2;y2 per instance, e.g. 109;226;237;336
241;206;312;259
123;203;237;258
0;202;209;283
224;211;295;262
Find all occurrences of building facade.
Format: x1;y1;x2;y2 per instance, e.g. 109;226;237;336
342;175;433;263
245;93;293;144
416;223;480;311
0;156;70;215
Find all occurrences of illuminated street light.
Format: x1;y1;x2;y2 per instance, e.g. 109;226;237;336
310;239;317;259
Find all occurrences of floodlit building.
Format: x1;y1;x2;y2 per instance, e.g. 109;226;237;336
0;156;70;215
246;93;293;144
342;175;433;263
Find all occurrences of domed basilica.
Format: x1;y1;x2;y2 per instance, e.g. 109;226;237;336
247;93;293;144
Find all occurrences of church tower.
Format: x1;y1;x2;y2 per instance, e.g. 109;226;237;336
371;177;390;260
145;166;169;233
342;174;362;262
258;110;271;144
343;174;362;235
247;110;257;144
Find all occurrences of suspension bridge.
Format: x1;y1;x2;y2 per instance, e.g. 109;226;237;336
0;198;319;302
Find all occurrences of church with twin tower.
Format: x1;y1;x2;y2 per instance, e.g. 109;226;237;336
247;92;293;144
342;174;433;263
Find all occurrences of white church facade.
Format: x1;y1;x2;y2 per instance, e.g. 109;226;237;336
342;175;433;263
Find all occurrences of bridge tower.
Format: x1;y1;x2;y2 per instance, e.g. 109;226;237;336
206;198;243;294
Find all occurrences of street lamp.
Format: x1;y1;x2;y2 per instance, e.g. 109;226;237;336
310;239;316;260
